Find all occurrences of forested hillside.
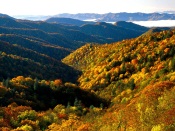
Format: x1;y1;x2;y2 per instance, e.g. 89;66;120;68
0;41;80;82
0;16;149;52
63;29;175;130
63;29;175;94
1;14;175;130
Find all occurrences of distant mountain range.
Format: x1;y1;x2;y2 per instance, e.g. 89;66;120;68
55;12;175;22
13;12;175;21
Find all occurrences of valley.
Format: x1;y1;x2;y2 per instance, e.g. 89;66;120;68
0;13;175;130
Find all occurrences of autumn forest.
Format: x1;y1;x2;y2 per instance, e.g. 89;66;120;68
0;13;175;131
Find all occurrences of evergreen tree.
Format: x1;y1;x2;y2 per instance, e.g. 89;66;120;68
74;98;79;107
90;105;94;110
66;102;71;113
5;78;10;88
129;78;135;90
34;78;38;91
169;47;175;57
121;62;126;74
67;102;71;108
171;56;175;71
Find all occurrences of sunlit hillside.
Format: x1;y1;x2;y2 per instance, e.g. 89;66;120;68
62;29;175;130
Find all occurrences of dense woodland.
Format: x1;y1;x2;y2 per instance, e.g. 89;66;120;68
0;14;175;130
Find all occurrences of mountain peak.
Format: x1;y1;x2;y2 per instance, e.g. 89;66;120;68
0;13;15;19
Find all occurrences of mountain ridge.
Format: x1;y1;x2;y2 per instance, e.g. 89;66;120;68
55;12;175;22
0;16;150;52
45;17;94;26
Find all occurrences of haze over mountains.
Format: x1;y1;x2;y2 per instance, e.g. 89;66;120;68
13;12;175;22
56;12;175;22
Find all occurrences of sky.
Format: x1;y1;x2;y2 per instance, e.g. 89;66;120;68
0;0;175;16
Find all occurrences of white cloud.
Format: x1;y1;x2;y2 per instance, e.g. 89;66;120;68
133;20;175;27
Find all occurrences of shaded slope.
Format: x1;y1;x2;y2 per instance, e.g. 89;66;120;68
0;16;150;52
0;41;80;82
18;20;105;48
0;16;30;28
0;17;91;50
0;18;105;50
0;26;75;49
80;22;146;42
0;34;71;60
114;21;148;32
1;77;109;111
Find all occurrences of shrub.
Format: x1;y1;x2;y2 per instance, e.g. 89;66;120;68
17;110;37;122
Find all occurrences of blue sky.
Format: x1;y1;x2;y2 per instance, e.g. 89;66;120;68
0;0;175;16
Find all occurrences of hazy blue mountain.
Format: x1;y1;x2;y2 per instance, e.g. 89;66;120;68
161;11;175;14
45;17;94;26
0;16;30;28
54;13;101;21
0;13;15;19
11;12;175;22
80;22;149;42
55;12;175;22
13;15;51;20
